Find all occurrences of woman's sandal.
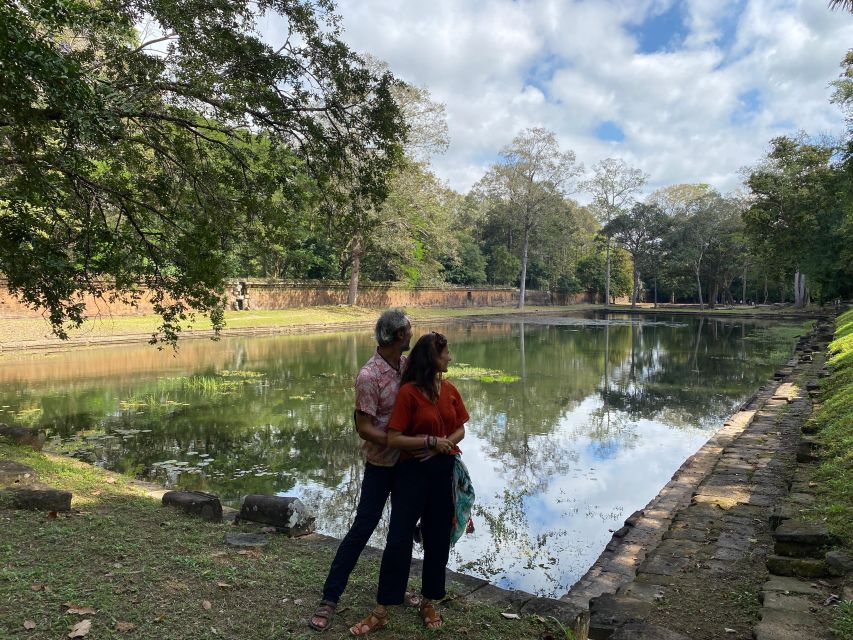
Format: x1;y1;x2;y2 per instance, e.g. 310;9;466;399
309;600;337;632
349;607;388;636
419;600;443;630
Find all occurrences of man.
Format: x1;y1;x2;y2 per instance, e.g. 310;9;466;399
309;308;413;632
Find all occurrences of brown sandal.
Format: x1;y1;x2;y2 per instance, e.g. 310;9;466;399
309;599;337;632
419;600;443;630
349;607;388;636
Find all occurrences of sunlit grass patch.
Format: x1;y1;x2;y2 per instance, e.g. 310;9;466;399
811;308;853;548
446;363;520;383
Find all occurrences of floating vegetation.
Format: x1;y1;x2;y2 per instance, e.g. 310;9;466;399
446;364;520;384
219;370;264;379
14;407;43;426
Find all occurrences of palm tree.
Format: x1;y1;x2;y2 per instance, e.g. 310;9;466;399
829;0;853;12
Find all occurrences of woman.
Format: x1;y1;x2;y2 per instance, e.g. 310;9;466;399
350;332;469;635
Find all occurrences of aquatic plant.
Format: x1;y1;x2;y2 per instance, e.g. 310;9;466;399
446;363;520;383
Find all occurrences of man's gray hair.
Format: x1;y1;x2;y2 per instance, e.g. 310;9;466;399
375;308;409;347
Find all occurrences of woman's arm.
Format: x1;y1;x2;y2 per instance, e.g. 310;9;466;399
447;425;465;446
387;429;442;453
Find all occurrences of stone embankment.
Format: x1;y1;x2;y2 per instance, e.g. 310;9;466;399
563;316;850;639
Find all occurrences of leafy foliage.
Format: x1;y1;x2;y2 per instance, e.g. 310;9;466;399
1;0;404;343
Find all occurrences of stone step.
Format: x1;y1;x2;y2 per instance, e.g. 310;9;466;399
589;593;653;640
773;520;837;547
766;554;828;578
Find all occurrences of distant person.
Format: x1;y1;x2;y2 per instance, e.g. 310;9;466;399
350;331;470;635
309;309;416;632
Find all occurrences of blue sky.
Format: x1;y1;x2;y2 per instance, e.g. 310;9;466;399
274;0;853;199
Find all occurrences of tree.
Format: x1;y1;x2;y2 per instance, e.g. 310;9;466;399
0;0;404;344
581;159;647;305
478;128;582;308
443;233;487;285
332;60;449;303
605;203;669;307
744;136;834;307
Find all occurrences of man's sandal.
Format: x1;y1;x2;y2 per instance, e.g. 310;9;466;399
309;600;337;632
419;601;443;630
349;607;388;636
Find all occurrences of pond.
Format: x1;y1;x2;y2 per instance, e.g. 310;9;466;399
0;312;805;597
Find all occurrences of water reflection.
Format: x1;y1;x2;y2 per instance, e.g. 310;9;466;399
0;313;801;596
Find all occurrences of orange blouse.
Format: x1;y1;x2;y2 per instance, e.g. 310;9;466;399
388;381;469;456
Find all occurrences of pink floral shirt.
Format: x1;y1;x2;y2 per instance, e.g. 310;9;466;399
355;350;407;467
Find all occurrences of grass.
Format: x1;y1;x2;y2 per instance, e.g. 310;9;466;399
0;442;565;639
811;307;853;548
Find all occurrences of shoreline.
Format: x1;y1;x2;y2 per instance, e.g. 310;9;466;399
0;303;824;356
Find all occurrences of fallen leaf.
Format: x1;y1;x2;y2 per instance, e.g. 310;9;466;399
31;583;49;592
216;582;231;589
65;604;98;615
115;621;136;632
260;526;277;534
105;477;117;485
500;612;520;620
236;548;260;557
23;620;36;630
725;629;736;634
67;619;92;638
293;598;303;606
210;551;228;558
48;511;58;519
202;600;212;610
91;489;102;496
534;614;547;623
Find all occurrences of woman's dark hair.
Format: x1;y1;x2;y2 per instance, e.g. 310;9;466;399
401;332;448;401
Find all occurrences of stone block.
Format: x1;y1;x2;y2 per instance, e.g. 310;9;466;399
796;439;820;463
589;594;652;640
6;487;71;511
225;532;268;547
774;540;824;559
761;592;813;612
773;521;836;547
238;495;315;536
754;608;827;640
520;597;589;638
0;460;36;487
0;425;45;450
610;623;690;640
826;550;853;577
766;554;828;578
762;575;821;595
162;490;222;522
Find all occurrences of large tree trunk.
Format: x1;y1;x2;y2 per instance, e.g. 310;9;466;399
604;236;611;306
517;226;530;309
695;267;704;310
653;277;658;308
794;270;807;308
709;282;718;309
742;267;747;305
347;237;362;306
631;263;640;308
763;273;768;304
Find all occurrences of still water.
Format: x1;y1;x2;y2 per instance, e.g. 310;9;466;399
0;312;802;596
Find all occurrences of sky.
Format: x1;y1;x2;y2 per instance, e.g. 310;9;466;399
263;0;853;200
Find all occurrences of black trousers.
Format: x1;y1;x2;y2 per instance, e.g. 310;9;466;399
377;455;454;604
321;462;393;603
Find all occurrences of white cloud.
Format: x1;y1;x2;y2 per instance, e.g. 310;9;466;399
262;0;853;200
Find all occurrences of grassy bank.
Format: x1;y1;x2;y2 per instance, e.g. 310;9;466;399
0;305;596;350
0;302;823;353
0;443;565;640
812;307;853;547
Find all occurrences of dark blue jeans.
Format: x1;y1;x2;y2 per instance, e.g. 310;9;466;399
321;462;394;603
377;455;454;605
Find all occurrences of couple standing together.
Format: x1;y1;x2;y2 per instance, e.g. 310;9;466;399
309;309;472;635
